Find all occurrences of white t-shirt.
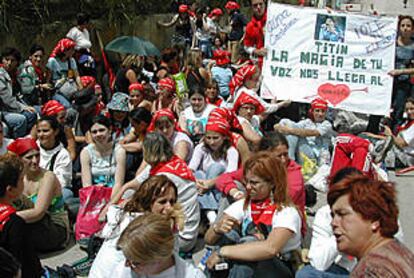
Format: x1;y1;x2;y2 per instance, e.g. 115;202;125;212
181;104;215;136
400;124;414;155
189;142;239;173
224;199;302;254
38;141;72;188
66;26;92;50
171;131;194;162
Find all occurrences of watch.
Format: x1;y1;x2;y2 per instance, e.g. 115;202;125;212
217;247;225;260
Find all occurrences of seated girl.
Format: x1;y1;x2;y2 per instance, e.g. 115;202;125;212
8;138;69;253
179;86;215;143
80;115;126;199
205;152;302;278
233;92;265;146
189;118;239;224
90;175;181;277
106;92;131;142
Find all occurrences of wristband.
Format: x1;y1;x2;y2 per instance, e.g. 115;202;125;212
217;247;225;260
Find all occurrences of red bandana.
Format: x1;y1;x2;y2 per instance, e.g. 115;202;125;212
147;108;180;132
229;64;257;95
310;98;328;111
250;199;277;226
42;100;66;116
0;203;16;232
213;50;231;66
50;38;76;58
150;155;195;181
209;107;242;132
225;1;240;10
206;118;230;137
233;92;265;115
7;138;39;156
206;97;223;107
208;8;223;18
128;82;144;93
80;76;96;88
158;77;176;94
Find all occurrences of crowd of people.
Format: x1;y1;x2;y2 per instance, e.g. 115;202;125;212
1;0;414;277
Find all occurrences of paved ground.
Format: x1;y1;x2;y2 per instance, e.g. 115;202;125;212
41;171;414;273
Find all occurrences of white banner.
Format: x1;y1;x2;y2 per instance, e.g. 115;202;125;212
261;3;398;116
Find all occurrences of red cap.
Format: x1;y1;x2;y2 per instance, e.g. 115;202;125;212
213;50;231;66
128;82;144;93
233;92;265;115
41;100;65;116
206;118;231;136
225;1;240;10
7;138;39;156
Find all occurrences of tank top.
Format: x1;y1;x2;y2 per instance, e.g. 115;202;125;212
86;143;120;187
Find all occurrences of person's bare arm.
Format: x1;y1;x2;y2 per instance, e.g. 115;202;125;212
157;14;179;28
174;141;190;161
65;126;77;161
80;147;93;187
17;172;58;223
112;147;127;199
274;124;320;137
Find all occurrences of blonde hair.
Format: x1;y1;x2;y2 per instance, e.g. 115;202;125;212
143;132;174;165
116;208;184;263
122;54;142;69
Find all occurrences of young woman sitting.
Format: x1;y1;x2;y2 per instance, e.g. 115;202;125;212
7;138;69;253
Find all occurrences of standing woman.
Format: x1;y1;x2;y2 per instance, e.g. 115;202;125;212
37;116;73;201
389;16;414;128
205;152;302;278
80;115;126;199
7;138;69;253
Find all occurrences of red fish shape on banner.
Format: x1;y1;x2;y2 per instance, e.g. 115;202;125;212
317;83;368;106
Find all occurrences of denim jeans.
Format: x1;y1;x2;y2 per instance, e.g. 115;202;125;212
3;110;37;138
199;38;212;58
53;93;72;109
295;264;349;278
391;80;411;128
195;163;225;210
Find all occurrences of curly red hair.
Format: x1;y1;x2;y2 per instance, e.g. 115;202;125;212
327;175;399;238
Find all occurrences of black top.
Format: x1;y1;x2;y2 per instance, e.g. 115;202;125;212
0;214;42;278
229;11;248;41
114;68;131;94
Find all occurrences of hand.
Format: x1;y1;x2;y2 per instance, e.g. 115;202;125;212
254;47;267;57
206;251;221;270
280;99;292;108
388;69;402;76
214;215;239;234
98;204;109;223
196;179;210;195
23;106;36;113
383;125;393;136
229;188;244;200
